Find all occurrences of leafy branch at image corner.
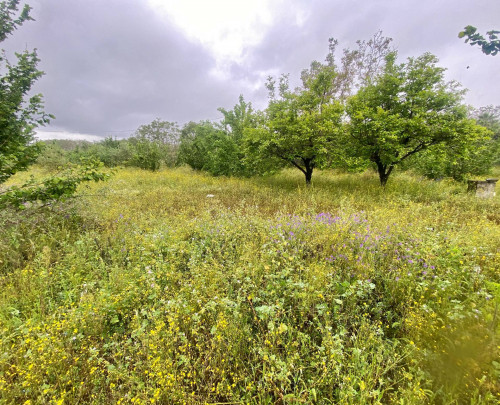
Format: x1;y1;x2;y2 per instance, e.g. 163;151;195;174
459;25;500;56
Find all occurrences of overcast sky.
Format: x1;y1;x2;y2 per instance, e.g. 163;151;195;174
4;0;500;141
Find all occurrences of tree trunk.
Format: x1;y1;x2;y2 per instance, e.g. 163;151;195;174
304;159;314;186
289;157;315;186
305;169;313;185
379;170;389;187
374;158;393;187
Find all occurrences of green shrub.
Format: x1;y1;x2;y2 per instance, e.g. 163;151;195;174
35;141;70;170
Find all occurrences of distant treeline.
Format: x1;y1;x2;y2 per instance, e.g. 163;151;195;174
38;119;180;171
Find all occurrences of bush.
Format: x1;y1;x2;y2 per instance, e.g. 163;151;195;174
35;141;70;170
178;121;252;176
66;138;132;168
404;140;498;181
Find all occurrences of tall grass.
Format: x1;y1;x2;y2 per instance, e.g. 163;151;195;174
0;167;499;404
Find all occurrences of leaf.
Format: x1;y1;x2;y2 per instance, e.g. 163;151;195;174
277;323;288;334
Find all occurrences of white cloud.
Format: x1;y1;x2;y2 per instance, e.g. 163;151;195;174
35;131;113;142
148;0;274;58
147;0;307;78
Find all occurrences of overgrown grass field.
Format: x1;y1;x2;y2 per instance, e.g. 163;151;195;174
1;167;499;404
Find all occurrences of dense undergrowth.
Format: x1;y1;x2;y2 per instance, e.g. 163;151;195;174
1;167;499;404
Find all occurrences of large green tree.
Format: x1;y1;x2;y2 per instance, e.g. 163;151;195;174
346;52;490;186
245;71;343;185
0;0;52;183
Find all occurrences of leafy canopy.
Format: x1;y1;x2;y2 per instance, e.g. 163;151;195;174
245;71;343;185
402;105;499;181
177;121;226;174
216;95;262;177
178;96;262;177
244;33;394;185
346;52;490;185
218;95;260;142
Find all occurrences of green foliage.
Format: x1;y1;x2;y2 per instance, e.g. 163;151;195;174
0;0;53;184
475;105;500;166
404;143;493;181
346;52;490;185
177;120;221;171
62;138;133;168
177;120;245;177
132;119;180;168
0;201;93;274
0;160;109;209
89;138;133;168
0;0;32;41
123;119;180;171
201;131;241;176
245;33;393;185
219;95;260;142
134;118;180;145
217;95;262;176
128;137;164;171
35;141;70;170
459;25;500;56
44;121;181;172
402;106;500;180
178;98;262;177
475;106;500;140
245;66;344;184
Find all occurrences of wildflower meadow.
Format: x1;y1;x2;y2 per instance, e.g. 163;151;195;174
0;167;499;404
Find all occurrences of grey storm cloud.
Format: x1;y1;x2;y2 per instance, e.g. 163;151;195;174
235;0;500;105
5;0;236;136
2;0;499;139
233;0;500;106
